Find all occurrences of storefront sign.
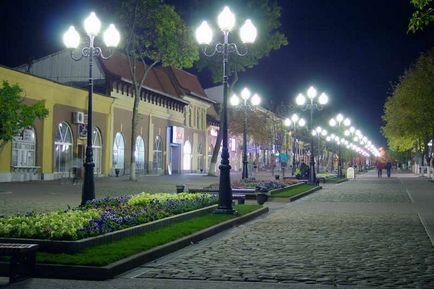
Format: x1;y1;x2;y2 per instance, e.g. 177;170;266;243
171;126;184;144
79;124;88;138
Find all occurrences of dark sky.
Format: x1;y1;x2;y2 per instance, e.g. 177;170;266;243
1;0;433;148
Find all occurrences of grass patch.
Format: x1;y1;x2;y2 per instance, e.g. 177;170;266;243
271;184;316;198
36;204;261;267
325;177;347;183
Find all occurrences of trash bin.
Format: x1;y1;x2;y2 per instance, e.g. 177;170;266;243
176;185;185;194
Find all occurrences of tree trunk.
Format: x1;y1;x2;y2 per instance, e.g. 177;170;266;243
129;84;141;181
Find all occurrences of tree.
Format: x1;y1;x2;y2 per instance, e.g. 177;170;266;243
408;0;434;32
0;81;48;154
193;0;288;175
108;0;199;180
382;49;434;176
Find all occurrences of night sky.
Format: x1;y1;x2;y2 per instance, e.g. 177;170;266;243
1;0;433;148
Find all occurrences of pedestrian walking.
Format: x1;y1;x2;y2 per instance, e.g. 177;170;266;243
386;161;392;178
376;161;384;178
270;154;276;177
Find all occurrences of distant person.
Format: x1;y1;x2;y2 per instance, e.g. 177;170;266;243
270;154;276;176
376;161;384;178
386;161;392;178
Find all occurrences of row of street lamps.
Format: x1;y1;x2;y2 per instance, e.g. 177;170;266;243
65;7;379;215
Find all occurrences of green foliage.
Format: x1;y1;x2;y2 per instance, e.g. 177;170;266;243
35;204;261;266
0;80;48;152
193;0;288;83
408;0;434;32
113;0;199;68
382;49;434;152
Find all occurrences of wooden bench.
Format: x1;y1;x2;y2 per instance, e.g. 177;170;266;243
0;243;39;283
188;188;256;204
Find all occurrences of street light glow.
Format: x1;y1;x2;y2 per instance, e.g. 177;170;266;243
195;21;213;45
63;26;80;48
230;93;240;106
240;19;257;43
217;6;235;32
241;87;251;101
251;93;261;106
103;24;120;47
318;92;328;105
84;12;101;36
296;93;306;106
307;86;317;99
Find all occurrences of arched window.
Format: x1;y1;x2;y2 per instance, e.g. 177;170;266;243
92;128;102;175
135;136;145;174
12;127;36;167
54;122;73;173
153;136;163;173
183;140;192;171
112;133;125;170
197;142;204;172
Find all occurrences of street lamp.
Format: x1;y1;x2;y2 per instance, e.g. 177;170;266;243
295;86;328;184
312;126;327;173
329;113;351;178
284;114;306;176
230;87;261;180
196;6;257;214
64;12;120;205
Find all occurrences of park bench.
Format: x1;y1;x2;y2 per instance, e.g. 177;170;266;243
0;243;39;283
188;188;256;204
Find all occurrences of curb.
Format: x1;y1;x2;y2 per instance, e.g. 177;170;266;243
268;186;322;202
0;206;269;281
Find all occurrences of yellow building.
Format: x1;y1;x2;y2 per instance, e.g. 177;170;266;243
0;51;216;182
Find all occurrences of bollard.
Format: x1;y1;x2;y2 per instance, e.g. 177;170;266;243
176;185;185;194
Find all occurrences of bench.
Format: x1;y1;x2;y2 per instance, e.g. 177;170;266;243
0;243;39;283
188;188;256;204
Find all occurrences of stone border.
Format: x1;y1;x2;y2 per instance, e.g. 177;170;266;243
268;186;322;202
0;206;269;281
0;205;218;253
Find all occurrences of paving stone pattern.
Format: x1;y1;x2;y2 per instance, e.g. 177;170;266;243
136;176;434;288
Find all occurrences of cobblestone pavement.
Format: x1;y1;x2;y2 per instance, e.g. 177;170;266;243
127;172;434;288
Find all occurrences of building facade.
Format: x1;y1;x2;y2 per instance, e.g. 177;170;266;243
0;51;216;182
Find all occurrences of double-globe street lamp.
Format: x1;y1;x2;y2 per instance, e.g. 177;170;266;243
64;12;120;205
295;87;329;184
196;6;257;214
312;126;328;173
230;87;261;180
329;113;351;178
283;114;306;175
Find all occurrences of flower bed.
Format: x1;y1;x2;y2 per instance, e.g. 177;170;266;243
231;179;300;192
0;193;217;241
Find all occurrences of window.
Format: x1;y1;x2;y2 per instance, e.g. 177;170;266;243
54;122;73;173
183;140;192;171
112;133;125;170
153;136;163;173
12;127;36;167
135;136;145;173
92;128;102;175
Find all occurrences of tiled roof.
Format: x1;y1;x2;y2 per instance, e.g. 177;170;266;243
99;52;181;98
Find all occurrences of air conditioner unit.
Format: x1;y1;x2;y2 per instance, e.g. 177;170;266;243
72;112;85;124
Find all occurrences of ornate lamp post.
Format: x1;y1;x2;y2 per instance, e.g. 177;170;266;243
230;87;261;180
284;114;305;175
329;113;351;178
63;12;120;205
312;126;327;173
195;6;257;214
295;87;328;184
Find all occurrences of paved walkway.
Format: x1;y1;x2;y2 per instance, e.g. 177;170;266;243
1;171;434;288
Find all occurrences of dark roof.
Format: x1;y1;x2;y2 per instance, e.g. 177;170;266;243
99;52;181;98
100;53;214;105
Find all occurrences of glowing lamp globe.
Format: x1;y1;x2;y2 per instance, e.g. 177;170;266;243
217;6;235;32
63;26;80;48
84;12;101;36
196;21;213;45
240;19;257;43
103;24;120;47
230;94;240;106
251;93;261;106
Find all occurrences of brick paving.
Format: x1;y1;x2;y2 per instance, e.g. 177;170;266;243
128;171;434;288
